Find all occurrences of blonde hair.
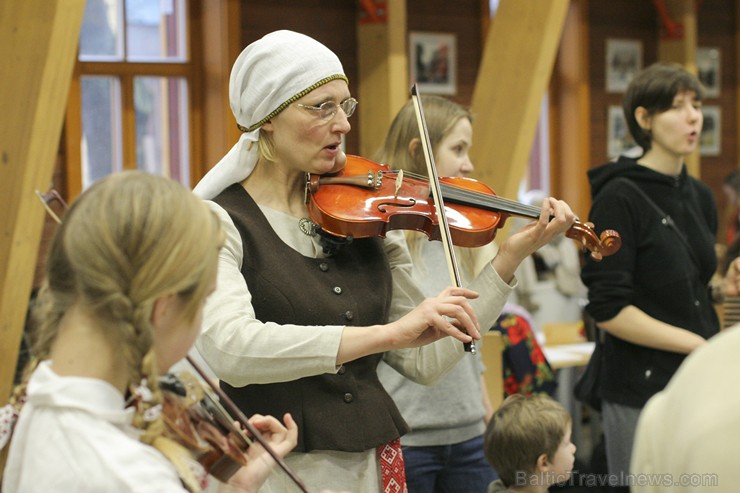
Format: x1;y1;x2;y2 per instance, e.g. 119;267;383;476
484;393;571;487
257;128;277;164
21;171;223;491
375;95;472;178
374;95;479;277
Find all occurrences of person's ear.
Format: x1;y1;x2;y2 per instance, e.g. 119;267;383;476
634;106;651;131
408;138;421;159
261;119;274;132
151;294;177;329
535;453;550;473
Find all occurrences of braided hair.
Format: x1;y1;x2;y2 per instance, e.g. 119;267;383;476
17;171;223;491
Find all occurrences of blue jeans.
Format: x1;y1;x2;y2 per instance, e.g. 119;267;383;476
402;435;498;493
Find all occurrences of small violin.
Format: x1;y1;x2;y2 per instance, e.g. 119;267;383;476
127;362;309;493
306;154;621;261
158;372;250;483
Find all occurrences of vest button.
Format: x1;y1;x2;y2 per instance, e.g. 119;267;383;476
344;310;353;320
343;392;354;403
337;365;346;375
333;286;342;295
319;262;329;272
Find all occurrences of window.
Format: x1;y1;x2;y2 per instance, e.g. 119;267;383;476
66;0;197;194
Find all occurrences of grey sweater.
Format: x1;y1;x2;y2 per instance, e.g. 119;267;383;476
378;239;494;446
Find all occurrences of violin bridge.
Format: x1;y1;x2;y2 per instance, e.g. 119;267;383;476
394;169;404;198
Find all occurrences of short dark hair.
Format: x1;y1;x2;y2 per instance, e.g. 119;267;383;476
623;62;704;152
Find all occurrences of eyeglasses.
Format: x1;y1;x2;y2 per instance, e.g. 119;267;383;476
295;97;358;122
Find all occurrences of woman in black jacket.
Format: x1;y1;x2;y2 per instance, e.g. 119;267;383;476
581;62;717;490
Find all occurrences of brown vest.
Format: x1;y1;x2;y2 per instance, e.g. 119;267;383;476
213;184;408;452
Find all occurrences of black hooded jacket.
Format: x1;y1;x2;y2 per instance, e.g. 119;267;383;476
581;156;719;408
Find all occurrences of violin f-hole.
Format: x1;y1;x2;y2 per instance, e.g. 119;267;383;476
377;197;417;213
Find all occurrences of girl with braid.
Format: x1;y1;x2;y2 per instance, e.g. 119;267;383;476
1;171;298;493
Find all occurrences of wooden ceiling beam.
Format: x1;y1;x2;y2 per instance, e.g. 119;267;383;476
0;0;85;401
469;0;569;234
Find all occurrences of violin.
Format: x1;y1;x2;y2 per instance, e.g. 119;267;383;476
306;154;622;261
156;356;310;492
158;371;251;484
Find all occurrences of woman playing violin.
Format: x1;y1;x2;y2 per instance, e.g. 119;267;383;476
1;172;298;493
192;30;576;493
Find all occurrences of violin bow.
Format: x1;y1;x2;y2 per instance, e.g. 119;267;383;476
410;85;475;354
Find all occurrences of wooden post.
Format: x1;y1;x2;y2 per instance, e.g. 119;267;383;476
469;0;569;236
551;0;591;221
0;0;85;402
357;0;408;157
200;0;242;176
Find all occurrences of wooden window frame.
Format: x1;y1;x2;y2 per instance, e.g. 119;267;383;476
63;0;206;199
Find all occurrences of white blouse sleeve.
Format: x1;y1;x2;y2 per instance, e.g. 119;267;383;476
195;201;344;387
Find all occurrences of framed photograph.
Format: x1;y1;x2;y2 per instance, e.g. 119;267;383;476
607;105;638;159
606;39;642;93
700;105;721;156
697;47;721;98
409;31;456;95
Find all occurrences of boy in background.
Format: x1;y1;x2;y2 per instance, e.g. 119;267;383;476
484;394;576;492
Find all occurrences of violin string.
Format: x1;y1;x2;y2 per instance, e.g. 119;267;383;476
356;163;612;257
381;170;541;218
199;385;254;448
442;185;541;217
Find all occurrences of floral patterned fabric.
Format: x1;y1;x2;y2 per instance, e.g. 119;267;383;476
489;312;557;397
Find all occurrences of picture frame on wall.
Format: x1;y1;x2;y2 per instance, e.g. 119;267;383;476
607;105;639;159
697;47;721;98
700;105;721;156
605;39;642;93
409;31;457;95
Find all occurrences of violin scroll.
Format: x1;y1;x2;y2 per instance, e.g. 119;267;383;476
566;221;622;261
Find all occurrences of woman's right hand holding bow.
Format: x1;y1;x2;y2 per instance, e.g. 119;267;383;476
336;286;480;365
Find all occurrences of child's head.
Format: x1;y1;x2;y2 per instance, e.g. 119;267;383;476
32;171;223;381
622;62;704;152
484;393;575;488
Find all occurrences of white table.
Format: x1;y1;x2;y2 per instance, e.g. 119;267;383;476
543;342;595;449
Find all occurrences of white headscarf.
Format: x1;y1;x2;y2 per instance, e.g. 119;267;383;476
193;30;347;199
